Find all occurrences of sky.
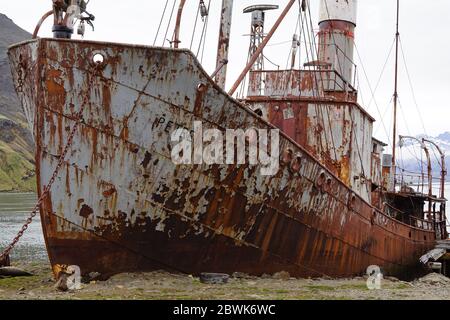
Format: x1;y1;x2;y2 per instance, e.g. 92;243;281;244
1;0;450;148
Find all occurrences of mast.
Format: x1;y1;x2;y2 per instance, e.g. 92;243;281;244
215;0;234;89
244;5;279;72
229;0;296;96
392;0;400;189
242;4;279;95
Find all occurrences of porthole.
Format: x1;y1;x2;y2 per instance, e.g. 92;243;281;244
93;53;105;64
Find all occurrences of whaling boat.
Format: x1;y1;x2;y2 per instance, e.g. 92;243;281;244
2;0;448;279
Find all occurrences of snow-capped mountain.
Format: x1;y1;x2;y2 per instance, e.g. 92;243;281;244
394;132;450;181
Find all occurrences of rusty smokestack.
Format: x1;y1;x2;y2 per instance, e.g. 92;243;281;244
318;0;357;86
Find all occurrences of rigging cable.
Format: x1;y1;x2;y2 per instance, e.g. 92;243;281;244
354;43;391;146
365;38;396;112
267;40;295;47
300;7;326;156
398;36;434;192
189;2;202;50
399;37;428;136
284;13;301;71
397;96;423;169
397;96;426;187
153;0;170;46
196;0;211;63
263;54;281;69
373;95;392;139
302;6;335;161
162;0;177;47
281;13;302;93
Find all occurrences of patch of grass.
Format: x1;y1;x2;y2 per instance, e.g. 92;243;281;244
338;283;370;291
258;288;290;294
305;285;337;292
274;289;290;294
0;275;41;290
329;296;353;301
171;295;200;300
293;294;316;300
394;283;411;290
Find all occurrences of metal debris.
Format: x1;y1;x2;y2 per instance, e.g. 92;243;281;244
420;249;446;265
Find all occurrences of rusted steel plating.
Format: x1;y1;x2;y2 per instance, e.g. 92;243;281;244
215;0;233;88
229;0;296;96
0;70;91;264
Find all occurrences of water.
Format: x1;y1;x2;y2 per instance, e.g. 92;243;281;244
0;193;48;263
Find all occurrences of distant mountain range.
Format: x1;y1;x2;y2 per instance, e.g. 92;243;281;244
0;13;35;192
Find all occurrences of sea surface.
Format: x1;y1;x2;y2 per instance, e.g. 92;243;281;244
1;184;449;264
0;193;48;263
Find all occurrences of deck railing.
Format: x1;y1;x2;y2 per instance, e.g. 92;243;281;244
383;202;445;236
409;216;434;231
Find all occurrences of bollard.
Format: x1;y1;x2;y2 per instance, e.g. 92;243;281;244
0;254;10;268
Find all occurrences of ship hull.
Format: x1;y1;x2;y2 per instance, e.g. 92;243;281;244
8;39;435;279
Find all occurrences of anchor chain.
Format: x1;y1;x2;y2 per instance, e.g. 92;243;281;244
0;73;94;264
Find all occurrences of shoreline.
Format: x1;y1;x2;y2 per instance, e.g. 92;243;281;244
1;261;449;300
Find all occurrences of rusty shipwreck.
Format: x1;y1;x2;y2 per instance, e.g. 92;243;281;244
5;0;449;279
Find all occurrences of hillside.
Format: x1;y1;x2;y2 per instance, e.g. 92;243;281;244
0;13;35;192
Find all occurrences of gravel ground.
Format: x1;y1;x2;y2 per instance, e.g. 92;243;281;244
1;262;450;300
